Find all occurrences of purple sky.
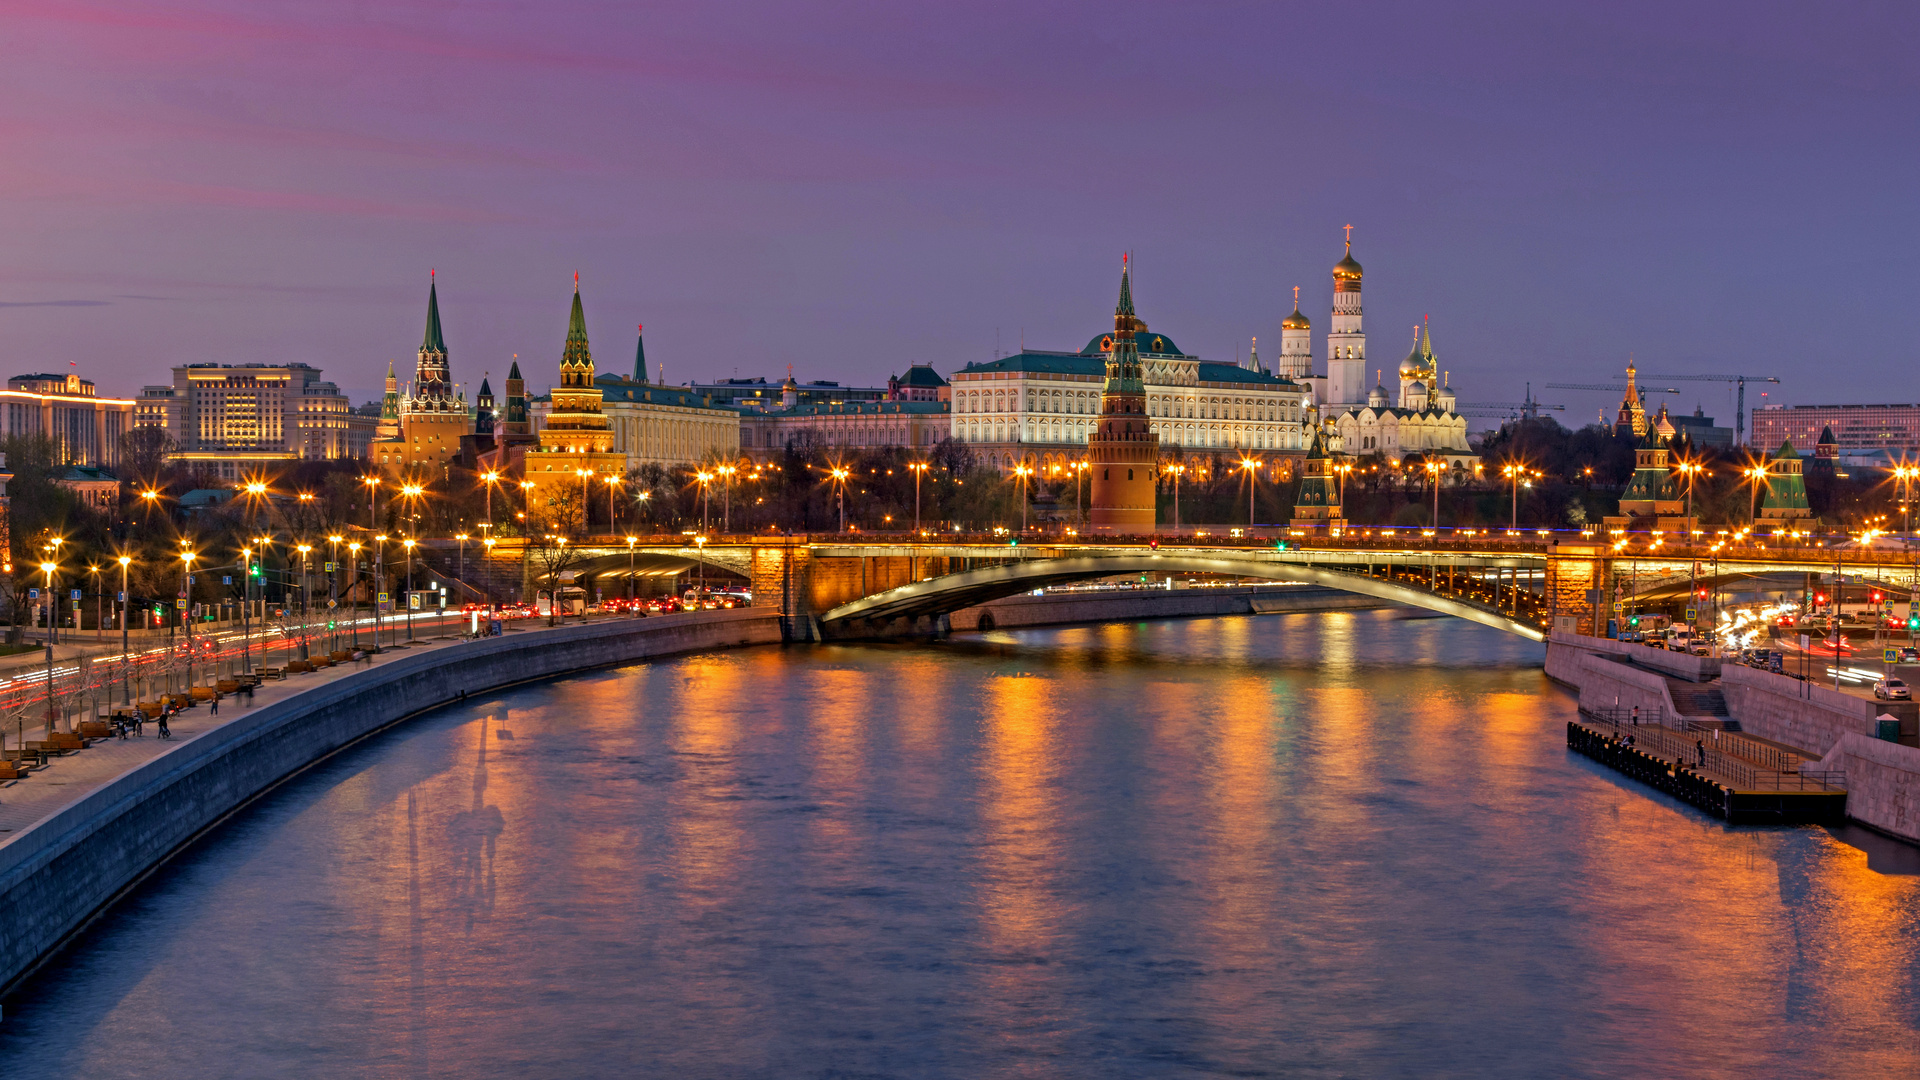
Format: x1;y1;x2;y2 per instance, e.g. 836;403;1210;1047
3;1;1915;423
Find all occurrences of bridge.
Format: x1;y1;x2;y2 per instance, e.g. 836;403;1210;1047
471;533;1591;642
458;532;1920;642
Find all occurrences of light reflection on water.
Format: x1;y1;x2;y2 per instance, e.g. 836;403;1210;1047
3;610;1919;1078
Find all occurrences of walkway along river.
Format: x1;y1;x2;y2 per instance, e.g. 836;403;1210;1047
2;611;1918;1077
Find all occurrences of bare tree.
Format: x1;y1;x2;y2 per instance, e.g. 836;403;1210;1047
524;485;586;625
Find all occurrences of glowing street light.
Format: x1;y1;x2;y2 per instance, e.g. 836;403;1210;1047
908;461;930;534
829;467;850;532
1238;456;1262;531
1013;463;1033;532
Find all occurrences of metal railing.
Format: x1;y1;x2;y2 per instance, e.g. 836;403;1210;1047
1580;707;1845;792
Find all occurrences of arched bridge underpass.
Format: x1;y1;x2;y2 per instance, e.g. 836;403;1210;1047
818;554;1550;641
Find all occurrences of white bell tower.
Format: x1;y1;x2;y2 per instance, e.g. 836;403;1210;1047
1325;226;1366;408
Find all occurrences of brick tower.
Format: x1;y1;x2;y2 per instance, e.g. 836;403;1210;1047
1088;257;1160;531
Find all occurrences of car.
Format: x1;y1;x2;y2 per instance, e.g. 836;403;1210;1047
1875;678;1912;701
1902;647;1920;664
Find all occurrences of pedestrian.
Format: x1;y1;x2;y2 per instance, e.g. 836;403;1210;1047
1696;740;1705;766
210;695;219;717
157;710;171;740
1631;705;1640;726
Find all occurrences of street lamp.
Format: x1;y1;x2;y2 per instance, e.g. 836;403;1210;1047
1502;462;1527;529
1424;459;1443;529
481;469;502;532
1675;460;1703;521
626;535;638;606
1166;462;1185;530
717;463;735;533
39;558;58;645
603;474;622;535
1239;456;1262;531
694;534;708;603
116;555;132;704
829;467;850;532
373;534;388;650
1746;462;1770;526
327;534;343;654
1013;463;1032;533
295;543;313;659
87;563;102;642
180;547;198;689
347;541;363;650
402;538;417;641
909;461;930;534
696;470;713;532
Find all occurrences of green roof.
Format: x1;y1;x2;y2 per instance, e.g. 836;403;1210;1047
422;277;446;354
956;349;1298;388
593;375;740;413
757;400;949;418
1081;331;1187;356
892;363;948;387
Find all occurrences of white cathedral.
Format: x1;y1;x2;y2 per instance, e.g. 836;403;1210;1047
1268;234;1473;463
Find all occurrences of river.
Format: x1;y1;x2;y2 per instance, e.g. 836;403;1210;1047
2;610;1917;1078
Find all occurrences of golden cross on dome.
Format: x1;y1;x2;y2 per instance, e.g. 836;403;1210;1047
1343;224;1353;247
1293;285;1300;307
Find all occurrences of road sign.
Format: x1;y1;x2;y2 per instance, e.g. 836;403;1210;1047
1612;602;1623;612
223;575;233;585
1886;648;1900;664
325;561;336;572
1685;608;1697;621
175;599;187;610
26;589;37;600
377;591;389;602
327;600;337;609
116;591;125;602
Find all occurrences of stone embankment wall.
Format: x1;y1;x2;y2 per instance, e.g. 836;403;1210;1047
1717;665;1882;755
0;609;782;997
1544;639;1679;720
949;585;1386;631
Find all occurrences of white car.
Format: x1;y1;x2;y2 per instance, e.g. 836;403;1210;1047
1874;678;1911;701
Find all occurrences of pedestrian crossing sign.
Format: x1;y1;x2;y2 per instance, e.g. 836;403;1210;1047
1685;608;1697;621
1612;602;1623;612
1886;648;1899;663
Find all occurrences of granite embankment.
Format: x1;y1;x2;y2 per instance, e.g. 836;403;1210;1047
1548;632;1920;843
950;584;1388;631
0;608;782;999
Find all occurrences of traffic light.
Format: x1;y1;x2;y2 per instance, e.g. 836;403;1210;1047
249;562;261;578
1872;590;1883;604
1629;615;1640;627
1275;540;1289;550
1815;592;1827;606
1909;615;1918;632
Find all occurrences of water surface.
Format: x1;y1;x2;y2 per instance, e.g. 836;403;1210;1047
3;611;1917;1078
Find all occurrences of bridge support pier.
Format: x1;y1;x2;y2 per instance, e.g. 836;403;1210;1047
1546;543;1608;636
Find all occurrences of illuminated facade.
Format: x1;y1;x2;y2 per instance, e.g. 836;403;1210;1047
3;373;133;468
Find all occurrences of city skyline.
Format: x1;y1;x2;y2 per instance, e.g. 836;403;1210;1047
4;3;1914;413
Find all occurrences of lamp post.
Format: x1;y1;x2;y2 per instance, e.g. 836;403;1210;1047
180;547;197;690
44;537;64;644
39;558;57;730
347;541;362;651
604;474;622;536
694;534;707;604
1239;457;1261;531
909;461;929;534
626;535;638;606
696;470;712;532
635;490;652;534
830;467;850;532
718;464;735;533
1166;462;1184;530
573;468;594;534
1424;459;1443;529
295;543;312;660
482;537;497;606
403;538;417;642
87;564;101;642
1503;462;1526;529
455;533;468;608
1675;460;1702;522
327;534;343;655
116;555;132;704
481;469;501;533
1013;463;1032;532
518;479;535;537
374;533;387;651
1743;463;1771;527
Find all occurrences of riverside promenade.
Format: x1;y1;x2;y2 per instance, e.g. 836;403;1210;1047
0;608;782;1002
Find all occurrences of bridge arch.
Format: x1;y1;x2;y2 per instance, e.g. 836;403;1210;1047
820;555;1545;640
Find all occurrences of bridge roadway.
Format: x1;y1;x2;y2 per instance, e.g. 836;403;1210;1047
469;534;1920;642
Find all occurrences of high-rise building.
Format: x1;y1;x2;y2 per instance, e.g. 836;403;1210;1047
137;363;356;480
1088;259;1160;531
1749;404;1920;464
2;373;134;468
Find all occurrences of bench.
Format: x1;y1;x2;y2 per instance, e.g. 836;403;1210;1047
285;660;314;674
0;759;32;780
328;650;353;664
216;679;240;694
76;720;115;739
259;667;286;680
190;686;218;702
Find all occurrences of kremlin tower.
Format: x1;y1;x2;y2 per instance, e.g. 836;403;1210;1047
1088;257;1160;531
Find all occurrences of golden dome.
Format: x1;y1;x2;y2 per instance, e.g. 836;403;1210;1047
1332;247;1363;281
1282;304;1310;330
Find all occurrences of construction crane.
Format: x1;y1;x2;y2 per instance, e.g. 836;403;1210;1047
1456;383;1562;420
1638;374;1781;447
1544;382;1682;395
